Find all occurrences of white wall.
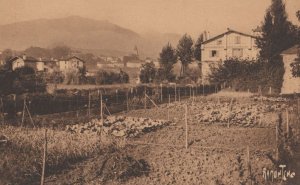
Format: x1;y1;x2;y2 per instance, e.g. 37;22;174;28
281;54;300;94
12;58;25;71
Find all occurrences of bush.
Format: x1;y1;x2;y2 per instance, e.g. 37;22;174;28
95;70;129;85
0;66;46;95
209;58;284;94
139;62;156;83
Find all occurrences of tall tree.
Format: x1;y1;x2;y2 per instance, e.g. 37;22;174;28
256;0;297;62
159;43;177;81
177;34;194;76
194;34;204;61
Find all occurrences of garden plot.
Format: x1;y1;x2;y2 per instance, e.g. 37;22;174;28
66;116;173;137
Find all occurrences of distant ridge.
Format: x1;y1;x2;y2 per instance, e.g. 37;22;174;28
0;16;181;57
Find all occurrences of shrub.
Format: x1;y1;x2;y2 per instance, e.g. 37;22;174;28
209;58;284;94
139;62;156;83
95;70;129;85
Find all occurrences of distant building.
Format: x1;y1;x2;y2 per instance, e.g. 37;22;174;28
280;45;300;94
59;56;85;73
9;55;44;72
123;54;144;68
201;28;260;83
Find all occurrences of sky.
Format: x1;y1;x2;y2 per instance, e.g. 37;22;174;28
0;0;299;37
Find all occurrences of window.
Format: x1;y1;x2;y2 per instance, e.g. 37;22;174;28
235;36;241;44
210;50;219;58
232;48;243;58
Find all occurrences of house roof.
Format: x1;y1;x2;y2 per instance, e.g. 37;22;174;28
68;56;85;63
60;56;85;63
202;28;257;45
8;56;38;63
281;45;300;55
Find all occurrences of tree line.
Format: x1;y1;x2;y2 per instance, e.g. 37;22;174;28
140;33;204;83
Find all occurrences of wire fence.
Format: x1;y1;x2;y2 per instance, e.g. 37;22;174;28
0;83;220;126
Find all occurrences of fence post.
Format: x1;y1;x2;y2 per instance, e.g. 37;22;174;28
189;86;192;99
185;104;188;149
286;109;289;137
247;146;252;185
126;91;129;112
88;91;91;117
276;124;279;161
160;84;163;102
40;129;47;185
0;98;3;125
116;89;118;104
168;94;170;121
100;92;103;125
175;83;177;102
144;87;147;110
178;88;181;102
21;97;26;126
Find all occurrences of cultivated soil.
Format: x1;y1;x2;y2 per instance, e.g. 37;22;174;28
43;94;300;185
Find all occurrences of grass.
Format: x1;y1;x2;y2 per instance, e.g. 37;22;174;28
0;126;101;185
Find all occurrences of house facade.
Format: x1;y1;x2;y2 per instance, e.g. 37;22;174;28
9;55;44;72
201;29;259;83
280;45;300;94
59;56;85;73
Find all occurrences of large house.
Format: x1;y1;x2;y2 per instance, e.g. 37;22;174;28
9;55;44;72
201;28;260;83
58;56;85;73
280;45;300;94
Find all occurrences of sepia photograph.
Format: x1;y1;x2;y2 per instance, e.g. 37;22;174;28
0;0;300;184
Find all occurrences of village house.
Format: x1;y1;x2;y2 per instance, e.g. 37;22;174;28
280;45;300;94
201;28;260;83
9;55;44;72
58;56;85;74
123;54;144;68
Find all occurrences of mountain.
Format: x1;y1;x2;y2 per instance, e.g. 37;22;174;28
0;16;181;58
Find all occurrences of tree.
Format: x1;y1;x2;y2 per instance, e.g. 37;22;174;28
256;0;297;62
158;43;177;81
139;62;156;83
194;34;204;61
51;46;71;59
177;34;194;76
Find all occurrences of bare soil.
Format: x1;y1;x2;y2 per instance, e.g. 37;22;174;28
43;95;298;185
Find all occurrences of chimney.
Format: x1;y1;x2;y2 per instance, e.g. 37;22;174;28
22;54;26;60
207;31;210;40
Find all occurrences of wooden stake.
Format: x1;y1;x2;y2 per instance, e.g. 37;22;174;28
160;84;163;102
168;94;170;121
40;129;47;185
189;86;192;99
21;97;26;126
0;98;3;125
178;89;181;102
247;146;252;185
276;124;279;161
116;89;118;104
126;91;129;112
25;103;35;127
185;104;188;149
88;91;91;117
144;88;147;110
286;109;289;136
145;94;158;108
175;83;177;102
100;93;103;125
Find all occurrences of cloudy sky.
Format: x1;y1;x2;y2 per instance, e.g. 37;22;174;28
0;0;299;36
